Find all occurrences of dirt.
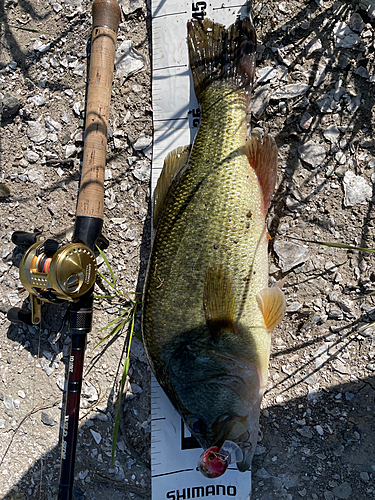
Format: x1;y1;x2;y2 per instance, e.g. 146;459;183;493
0;0;375;499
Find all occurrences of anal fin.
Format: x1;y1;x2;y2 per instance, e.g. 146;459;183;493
203;266;236;337
256;282;286;332
154;145;191;226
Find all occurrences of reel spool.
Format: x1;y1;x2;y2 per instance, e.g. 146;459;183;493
19;234;97;324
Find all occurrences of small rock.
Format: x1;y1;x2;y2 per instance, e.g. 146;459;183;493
27;121;48;144
124;229;137;241
305;38;322;57
45;115;62;133
274;241;310;272
3;396;14;411
286;301;302;313
343;171;372;207
333;22;361;48
61;112;71;125
56;375;67;391
248;85;270;117
73;64;85;76
51;2;63;13
8;293;21;306
297;426;313;439
32;95;46;106
83;382;98;402
347;93;361;114
115;40;146;83
119;0;143;15
33;40;50;53
300;112;313;130
315;94;333;113
315;425;324;435
133;160;151;181
313;64;327;87
18;390;25;399
360;471;369;482
73;101;84;116
323;125;340;143
133;134;152;150
24;150;40;163
355;66;370;79
349;13;365;33
27;169;44;184
41;412;55;426
65;145;77;158
90;429;102;444
298;140;326;168
332;482;352;499
257;66;280;83
1;93;21;117
273;84;310;100
256;468;272;479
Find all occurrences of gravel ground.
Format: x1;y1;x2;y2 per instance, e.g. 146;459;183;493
1;0;375;499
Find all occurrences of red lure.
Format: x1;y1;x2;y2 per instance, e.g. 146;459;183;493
198;446;230;478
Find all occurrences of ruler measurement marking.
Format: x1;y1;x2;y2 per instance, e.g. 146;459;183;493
153;64;188;71
152;469;195;478
212;4;245;9
153;11;188;19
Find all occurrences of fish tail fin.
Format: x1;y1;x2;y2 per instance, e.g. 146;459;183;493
187;17;257;102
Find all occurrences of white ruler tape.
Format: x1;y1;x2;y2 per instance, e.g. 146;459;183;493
151;1;252;499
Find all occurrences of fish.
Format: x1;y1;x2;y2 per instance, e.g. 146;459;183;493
142;16;286;476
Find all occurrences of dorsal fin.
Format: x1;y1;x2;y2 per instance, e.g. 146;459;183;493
244;133;278;212
256;283;286;332
203;265;236;337
153;145;191;227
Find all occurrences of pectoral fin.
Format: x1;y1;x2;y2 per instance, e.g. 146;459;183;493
244;133;278;212
256;283;286;332
154;145;191;226
203;266;236;336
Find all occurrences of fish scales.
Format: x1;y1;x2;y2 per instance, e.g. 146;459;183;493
144;83;269;371
142;17;285;475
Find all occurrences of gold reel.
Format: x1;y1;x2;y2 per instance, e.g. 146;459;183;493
19;235;97;324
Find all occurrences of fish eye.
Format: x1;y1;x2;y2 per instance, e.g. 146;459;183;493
191;416;207;435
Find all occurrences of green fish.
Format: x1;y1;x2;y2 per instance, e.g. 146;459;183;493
142;17;285;476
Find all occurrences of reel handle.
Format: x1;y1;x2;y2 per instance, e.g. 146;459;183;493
11;230;42;247
75;0;121;221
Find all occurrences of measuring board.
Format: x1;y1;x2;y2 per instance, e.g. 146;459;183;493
150;1;253;499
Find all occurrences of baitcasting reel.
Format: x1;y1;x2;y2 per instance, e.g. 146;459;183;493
8;231;97;325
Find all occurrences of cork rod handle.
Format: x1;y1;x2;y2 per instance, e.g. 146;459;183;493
76;0;121;219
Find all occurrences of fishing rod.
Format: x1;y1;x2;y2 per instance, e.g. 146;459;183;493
6;0;121;498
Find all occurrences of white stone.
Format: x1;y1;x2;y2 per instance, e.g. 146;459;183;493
343;171;372;207
90;429;102;444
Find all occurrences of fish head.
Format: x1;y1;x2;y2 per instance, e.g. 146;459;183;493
165;339;264;475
